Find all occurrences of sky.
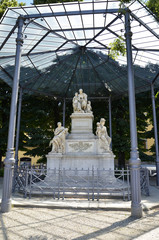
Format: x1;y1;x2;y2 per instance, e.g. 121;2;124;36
18;0;33;5
18;0;149;6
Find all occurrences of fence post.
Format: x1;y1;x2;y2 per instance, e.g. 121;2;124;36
127;166;130;201
92;167;94;201
29;168;32;199
24;169;28;198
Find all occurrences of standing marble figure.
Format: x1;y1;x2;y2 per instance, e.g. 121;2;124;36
96;118;111;151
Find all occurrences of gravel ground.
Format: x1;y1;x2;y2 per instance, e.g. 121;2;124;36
0;207;159;240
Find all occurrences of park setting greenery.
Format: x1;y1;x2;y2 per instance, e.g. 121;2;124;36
0;0;159;169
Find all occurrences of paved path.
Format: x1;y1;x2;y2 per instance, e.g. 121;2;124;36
1;207;159;240
0;177;159;239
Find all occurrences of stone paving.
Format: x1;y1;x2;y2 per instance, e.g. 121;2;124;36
1;207;159;240
0;177;159;239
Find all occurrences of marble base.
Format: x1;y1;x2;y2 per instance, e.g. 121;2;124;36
70;112;94;135
46;152;114;171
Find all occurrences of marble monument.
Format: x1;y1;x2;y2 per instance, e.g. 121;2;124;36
46;89;115;171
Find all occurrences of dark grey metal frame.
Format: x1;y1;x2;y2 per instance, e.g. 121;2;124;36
1;16;24;213
1;2;159;218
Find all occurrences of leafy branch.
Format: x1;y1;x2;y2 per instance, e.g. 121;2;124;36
108;37;126;60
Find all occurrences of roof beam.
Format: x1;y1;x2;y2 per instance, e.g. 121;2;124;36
22;49;80;89
27;31;51;55
94;39;109;50
132;48;159;52
130;12;159;41
85;51;110;95
64;53;81;98
106;27;138;51
0;22;18;50
23;9;120;19
152;72;159;84
31;19;79;47
84;14;121;48
55;40;68;52
0;65;22;88
0;47;78;60
0;65;13;80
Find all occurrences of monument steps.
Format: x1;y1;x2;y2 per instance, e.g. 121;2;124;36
24;186;130;200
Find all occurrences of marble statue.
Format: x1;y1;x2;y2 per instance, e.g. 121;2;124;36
96;118;111;151
87;101;92;113
47;92;115;177
73;89;92;113
49;122;68;154
78;89;87;112
73;92;82;112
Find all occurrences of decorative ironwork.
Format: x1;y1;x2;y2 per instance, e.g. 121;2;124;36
140;167;150;196
13;165;131;201
13;165;150;200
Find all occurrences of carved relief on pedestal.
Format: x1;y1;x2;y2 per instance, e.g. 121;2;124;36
69;142;93;152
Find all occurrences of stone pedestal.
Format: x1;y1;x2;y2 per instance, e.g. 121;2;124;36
47;112;115;172
46;152;114;171
44;91;128;195
69;113;94;139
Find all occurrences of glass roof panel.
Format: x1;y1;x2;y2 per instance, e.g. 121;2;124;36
0;0;159;98
36;5;52;14
50;4;65;14
9;7;27;16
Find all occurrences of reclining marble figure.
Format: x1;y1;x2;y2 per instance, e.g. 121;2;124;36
49;122;68;154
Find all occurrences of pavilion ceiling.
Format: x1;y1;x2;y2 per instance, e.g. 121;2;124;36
0;0;159;99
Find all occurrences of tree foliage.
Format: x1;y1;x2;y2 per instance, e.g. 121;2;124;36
0;0;25;18
109;37;126;60
146;0;159;19
19;94;64;162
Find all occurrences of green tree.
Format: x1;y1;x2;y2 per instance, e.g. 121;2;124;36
20;94;64;163
146;0;159;18
0;0;25;18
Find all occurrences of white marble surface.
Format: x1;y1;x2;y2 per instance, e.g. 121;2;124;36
47;152;114;170
47;90;115;172
70;112;94;135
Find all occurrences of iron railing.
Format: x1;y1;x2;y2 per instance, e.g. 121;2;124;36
13;165;150;201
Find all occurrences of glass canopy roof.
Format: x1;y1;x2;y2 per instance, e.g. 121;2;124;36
0;0;159;99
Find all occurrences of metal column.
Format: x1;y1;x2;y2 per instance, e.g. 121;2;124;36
1;17;24;213
151;83;159;185
13;87;23;192
109;96;112;149
125;10;143;218
15;88;23;166
63;98;66;127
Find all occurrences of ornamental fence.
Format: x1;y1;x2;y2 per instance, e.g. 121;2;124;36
13;165;149;201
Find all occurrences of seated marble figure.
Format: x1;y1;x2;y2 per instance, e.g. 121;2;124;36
49;122;68;154
72;89;92;113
